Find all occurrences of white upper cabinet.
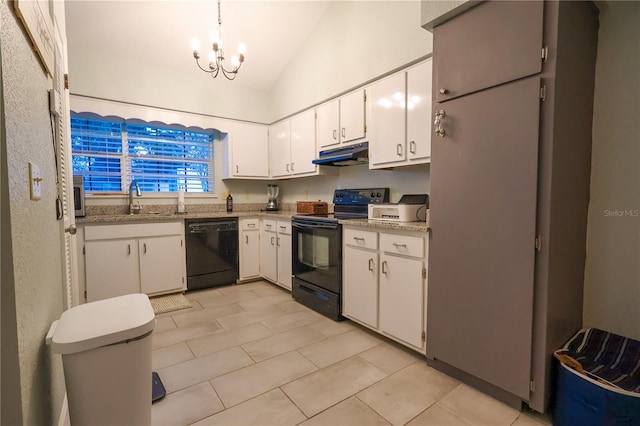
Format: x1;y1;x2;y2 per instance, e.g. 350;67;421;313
289;109;317;176
270;110;319;179
369;59;432;169
223;122;269;179
368;71;407;166
406;60;433;162
270;120;292;178
316;89;367;150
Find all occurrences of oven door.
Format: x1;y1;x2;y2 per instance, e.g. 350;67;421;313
292;219;342;294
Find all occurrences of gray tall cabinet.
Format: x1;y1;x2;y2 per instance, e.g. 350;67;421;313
425;1;598;413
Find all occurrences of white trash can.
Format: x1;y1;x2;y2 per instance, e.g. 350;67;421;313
47;294;155;425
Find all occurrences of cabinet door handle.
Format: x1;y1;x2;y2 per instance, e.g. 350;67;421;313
271;236;275;246
286;163;290;172
143;243;147;254
248;223;256;228
127;244;131;255
341;127;346;138
368;258;374;272
266;224;272;229
381;260;388;274
434;110;446;137
277;237;280;247
409;141;416;154
332;129;337;140
397;143;403;156
392;243;407;249
235;165;239;173
290;162;294;172
279;225;286;231
353;236;364;242
245;235;249;244
439;88;449;95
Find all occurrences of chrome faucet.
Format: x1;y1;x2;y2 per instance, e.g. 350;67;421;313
128;180;141;214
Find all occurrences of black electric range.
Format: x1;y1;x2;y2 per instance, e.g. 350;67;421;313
291;188;389;320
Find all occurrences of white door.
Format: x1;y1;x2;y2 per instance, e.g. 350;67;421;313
85;239;139;302
277;233;292;290
379;254;424;348
407;59;433;162
368;72;406;167
290;109;317;176
270;120;291;178
343;246;378;327
316;100;340;149
139;236;184;295
231;122;269;177
240;229;260;279
339;89;366;143
260;229;277;282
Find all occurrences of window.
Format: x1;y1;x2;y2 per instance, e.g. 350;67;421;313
71;116;214;193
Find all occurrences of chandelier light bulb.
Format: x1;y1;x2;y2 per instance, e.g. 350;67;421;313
231;56;240;69
190;38;201;53
238;43;247;55
207;50;216;63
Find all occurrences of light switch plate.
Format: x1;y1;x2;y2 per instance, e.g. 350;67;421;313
29;162;42;200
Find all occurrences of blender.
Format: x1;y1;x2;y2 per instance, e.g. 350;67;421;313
266;184;279;211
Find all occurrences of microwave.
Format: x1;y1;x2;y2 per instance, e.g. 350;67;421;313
72;175;85;217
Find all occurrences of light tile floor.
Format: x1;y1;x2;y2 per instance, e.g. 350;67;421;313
151;280;552;426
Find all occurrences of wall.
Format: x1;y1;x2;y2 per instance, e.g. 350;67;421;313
268;0;432;121
0;1;66;423
582;2;640;340
68;46;272;124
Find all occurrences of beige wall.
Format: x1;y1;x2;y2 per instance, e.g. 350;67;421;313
268;0;432;121
0;1;66;423
582;2;640;340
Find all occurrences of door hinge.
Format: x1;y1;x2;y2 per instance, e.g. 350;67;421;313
64;74;69;90
535;235;542;251
541;46;548;61
421;331;426;342
540;85;547;101
530;380;536;392
422;268;426;279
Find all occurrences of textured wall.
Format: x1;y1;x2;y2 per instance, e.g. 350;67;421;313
420;0;471;30
583;2;640;339
1;1;66;423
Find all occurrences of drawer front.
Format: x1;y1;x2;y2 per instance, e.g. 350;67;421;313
241;218;260;231
262;219;277;232
277;220;291;235
344;228;378;250
380;232;424;258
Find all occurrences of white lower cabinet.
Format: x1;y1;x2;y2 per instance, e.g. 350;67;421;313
342;226;427;351
83;222;186;302
239;218;261;281
260;219;292;290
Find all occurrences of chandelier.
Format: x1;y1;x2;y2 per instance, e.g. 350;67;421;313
191;0;246;80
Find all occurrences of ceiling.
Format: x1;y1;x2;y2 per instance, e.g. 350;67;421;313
65;1;333;91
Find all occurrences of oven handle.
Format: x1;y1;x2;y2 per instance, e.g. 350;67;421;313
292;221;339;230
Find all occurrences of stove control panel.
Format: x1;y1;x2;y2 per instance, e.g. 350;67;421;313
333;188;389;206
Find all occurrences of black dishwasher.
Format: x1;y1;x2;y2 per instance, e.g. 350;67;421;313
185;218;238;291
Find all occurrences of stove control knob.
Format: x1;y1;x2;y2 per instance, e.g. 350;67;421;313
370;192;375;198
376;192;382;198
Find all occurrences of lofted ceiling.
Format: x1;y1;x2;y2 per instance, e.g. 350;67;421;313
65;0;333;91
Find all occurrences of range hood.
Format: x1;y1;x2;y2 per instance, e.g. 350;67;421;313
312;142;369;166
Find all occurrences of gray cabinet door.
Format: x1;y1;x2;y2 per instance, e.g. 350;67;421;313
427;76;541;400
434;1;543;102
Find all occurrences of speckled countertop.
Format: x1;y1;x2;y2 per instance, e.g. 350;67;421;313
77;204;429;232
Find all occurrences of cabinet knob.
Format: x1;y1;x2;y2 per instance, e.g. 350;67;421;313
64;224;77;235
439;88;448;95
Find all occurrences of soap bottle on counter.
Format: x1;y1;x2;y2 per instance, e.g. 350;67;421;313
226;192;233;213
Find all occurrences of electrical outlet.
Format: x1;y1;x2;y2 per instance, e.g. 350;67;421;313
29;162;42;200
